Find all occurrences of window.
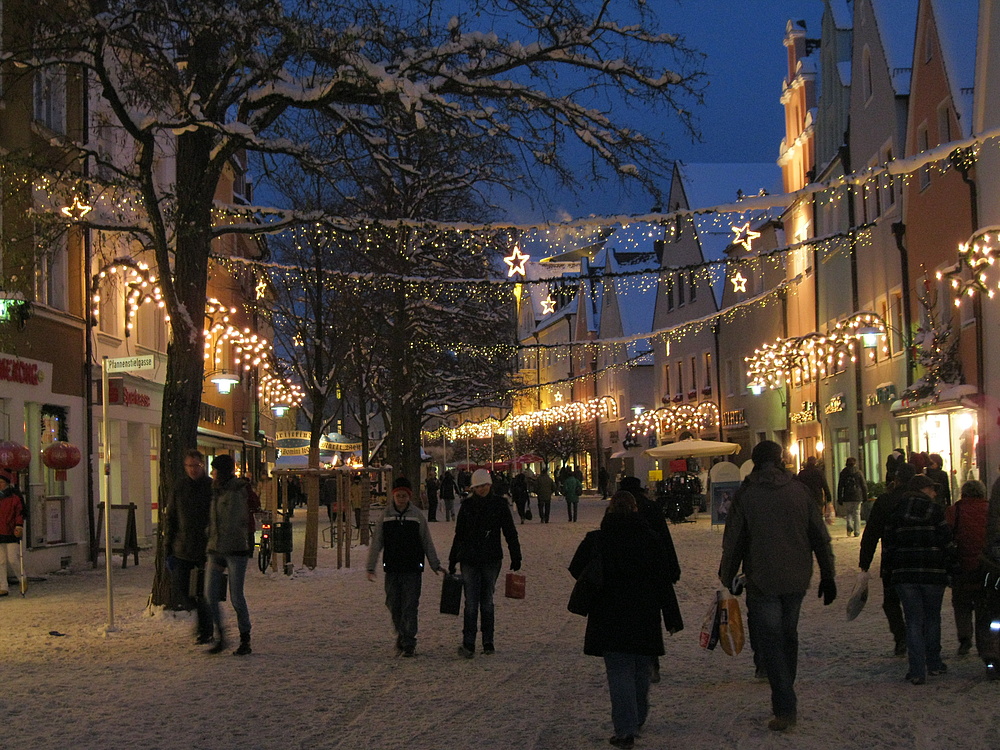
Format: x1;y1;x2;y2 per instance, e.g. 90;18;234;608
689;271;697;302
677;273;686;306
937;103;952;145
725;359;736;397
864;424;880;484
663;364;671;400
666;276;674;311
689;356;697;396
703;352;712;391
33;66;66;134
34;235;68;311
918;125;931;189
675;360;684;396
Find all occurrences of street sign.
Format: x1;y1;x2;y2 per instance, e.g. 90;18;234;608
105;355;155;373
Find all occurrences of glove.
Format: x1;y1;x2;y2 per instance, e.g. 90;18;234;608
729;574;746;596
510;560;521;572
818;578;837;606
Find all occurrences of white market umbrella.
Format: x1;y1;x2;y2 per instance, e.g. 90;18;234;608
643;438;740;460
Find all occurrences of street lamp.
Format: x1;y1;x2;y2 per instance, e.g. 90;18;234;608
209;371;240;394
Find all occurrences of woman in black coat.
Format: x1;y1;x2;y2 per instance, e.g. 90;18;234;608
569;491;677;749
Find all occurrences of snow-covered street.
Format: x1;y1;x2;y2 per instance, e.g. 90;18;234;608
3;495;998;750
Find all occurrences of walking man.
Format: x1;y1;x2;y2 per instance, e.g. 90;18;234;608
449;469;521;657
535;467;555;523
367;477;442;657
163;449;213;642
719;441;836;732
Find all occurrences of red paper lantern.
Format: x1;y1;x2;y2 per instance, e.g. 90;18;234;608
0;440;31;472
42;441;82;481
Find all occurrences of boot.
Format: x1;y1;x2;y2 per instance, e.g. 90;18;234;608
208;634;227;654
234;632;252;656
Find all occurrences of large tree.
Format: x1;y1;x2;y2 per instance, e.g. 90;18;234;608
5;0;703;597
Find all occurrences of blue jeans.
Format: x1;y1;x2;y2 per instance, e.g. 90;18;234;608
460;560;502;647
842;502;861;535
896;582;946;679
207;554;251;638
384;572;423;649
603;652;653;738
746;588;804;719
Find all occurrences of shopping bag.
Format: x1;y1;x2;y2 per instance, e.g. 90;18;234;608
440;573;463;615
699;593;721;650
846;571;870;621
505;571;526;599
717;590;745;656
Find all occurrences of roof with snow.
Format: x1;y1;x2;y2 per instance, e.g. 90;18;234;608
870;0;919;95
929;0;978;135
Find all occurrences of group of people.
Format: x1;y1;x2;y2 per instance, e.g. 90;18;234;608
163;450;256;656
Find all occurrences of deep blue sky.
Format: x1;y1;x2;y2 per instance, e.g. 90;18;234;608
509;0;824;224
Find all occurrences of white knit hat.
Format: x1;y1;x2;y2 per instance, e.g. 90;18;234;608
470;468;492;487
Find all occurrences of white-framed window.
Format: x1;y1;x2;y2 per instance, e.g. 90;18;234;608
34;235;68;311
33;66;66;134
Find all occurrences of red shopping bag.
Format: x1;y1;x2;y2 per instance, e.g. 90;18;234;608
505;572;526;599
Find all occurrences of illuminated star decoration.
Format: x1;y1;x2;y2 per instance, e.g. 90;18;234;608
60;197;93;221
554;392;563;402
504;245;530;277
731;221;761;252
730;271;748;293
255;276;268;300
541;293;557;314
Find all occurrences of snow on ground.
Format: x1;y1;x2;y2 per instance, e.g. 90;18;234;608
3;495;999;750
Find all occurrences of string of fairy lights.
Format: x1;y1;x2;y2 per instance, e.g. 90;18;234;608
422;396;618;441
10;123;1000;431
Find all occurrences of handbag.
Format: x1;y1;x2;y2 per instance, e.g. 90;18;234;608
440;573;463;615
567;553;603;616
505;571;526;599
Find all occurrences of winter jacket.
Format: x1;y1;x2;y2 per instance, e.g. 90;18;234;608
367;502;441;575
562;475;582;502
534;472;555;502
837;466;867;505
796;464;832;507
0;487;25;543
570;512;672;657
859;484;910;575
945;496;989;573
926;467;951;505
633;489;681;584
163;474;212;562
448;489;521;570
425;476;440;502
440;473;458;501
883;492;957;586
207;476;251;556
719;464;835;596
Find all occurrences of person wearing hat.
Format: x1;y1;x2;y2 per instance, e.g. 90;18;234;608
206;453;254;656
860;461;918;656
366;476;443;657
882;474;958;684
448;468;522;657
0;470;25;597
719;440;836;732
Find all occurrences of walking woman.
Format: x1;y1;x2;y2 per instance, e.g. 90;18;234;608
569;491;680;749
206;454;254;656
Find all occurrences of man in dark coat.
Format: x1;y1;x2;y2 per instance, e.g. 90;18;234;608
719;441;836;733
449;469;522;657
837;457;868;537
796;455;832;513
424;469;440;522
860;462;917;656
163;449;213;643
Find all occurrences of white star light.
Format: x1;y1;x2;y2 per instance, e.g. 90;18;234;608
730;271;748;293
554;392;563;402
541;294;556;314
731;221;761;252
504;246;530;277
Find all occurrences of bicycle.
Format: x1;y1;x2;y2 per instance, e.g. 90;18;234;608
257;510;274;573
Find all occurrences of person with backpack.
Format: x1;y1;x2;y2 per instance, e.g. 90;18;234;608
0;470;25;597
206;453;256;656
837;457;867;537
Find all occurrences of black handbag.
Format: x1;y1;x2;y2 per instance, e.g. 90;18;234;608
567;553;603;616
440;573;463;615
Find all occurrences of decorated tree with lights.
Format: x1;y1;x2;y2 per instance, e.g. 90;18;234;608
901;282;963;401
6;0;703;584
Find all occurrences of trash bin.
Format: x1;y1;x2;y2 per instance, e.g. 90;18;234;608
272;521;293;554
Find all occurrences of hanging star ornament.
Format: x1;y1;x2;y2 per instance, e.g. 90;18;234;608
541;293;557;314
504;245;530;277
554;391;563;402
60;197;93;221
730;271;748;293
731;221;761;252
